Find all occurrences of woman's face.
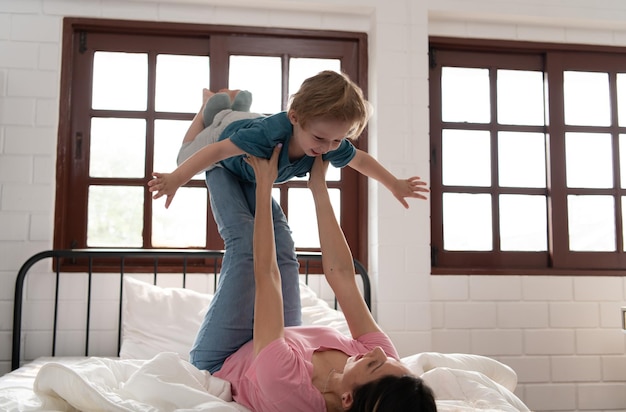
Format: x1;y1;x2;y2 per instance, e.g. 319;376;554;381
289;112;351;158
342;346;412;389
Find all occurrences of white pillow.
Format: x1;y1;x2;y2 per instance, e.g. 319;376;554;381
421;368;530;411
120;277;350;360
120;276;213;360
402;352;518;391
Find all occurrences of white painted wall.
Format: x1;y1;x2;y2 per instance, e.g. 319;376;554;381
428;1;626;410
0;0;625;410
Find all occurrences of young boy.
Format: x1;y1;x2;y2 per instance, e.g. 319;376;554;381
148;71;428;372
148;71;428;209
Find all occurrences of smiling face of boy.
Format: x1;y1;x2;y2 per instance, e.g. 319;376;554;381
288;111;353;160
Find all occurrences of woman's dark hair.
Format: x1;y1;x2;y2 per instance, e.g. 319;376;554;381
347;375;437;412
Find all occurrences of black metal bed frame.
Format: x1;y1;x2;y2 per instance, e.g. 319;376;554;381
11;249;370;371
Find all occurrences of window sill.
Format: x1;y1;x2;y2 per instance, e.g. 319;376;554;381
431;267;626;276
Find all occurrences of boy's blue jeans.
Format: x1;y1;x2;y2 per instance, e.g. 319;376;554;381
189;167;302;373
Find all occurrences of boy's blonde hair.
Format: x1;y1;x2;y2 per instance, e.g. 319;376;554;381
288;70;371;140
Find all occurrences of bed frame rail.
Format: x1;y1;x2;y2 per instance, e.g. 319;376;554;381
12;249;370;371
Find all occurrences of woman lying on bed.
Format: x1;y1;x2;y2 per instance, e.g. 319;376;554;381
192;144;436;412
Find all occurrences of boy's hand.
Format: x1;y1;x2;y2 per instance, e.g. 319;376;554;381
392;176;429;208
148;172;183;209
244;144;281;186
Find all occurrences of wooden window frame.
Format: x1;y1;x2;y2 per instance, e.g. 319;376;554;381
54;18;368;272
430;37;626;276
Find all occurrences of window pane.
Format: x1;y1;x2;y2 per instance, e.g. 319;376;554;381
272;188;280;203
568;195;615;251
229;56;282;114
500;194;547;251
92;51;147;111
155;54;210;113
288;58;341;99
617;73;626;127
443;193;492;251
152;187;207;247
565;132;613;188
620;134;626;189
442;129;491;187
326;166;341;181
563;71;611;126
90;118;146;178
441;67;490;123
497;69;545;126
498;132;546;188
153;119;203;180
288;188;340;248
87;186;143;247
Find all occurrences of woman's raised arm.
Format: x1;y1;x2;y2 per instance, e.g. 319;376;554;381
308;157;382;339
245;145;285;356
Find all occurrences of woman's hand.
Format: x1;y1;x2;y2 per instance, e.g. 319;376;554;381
244;144;282;186
307;156;329;192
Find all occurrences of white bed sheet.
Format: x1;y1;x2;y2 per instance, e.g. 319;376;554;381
0;351;530;412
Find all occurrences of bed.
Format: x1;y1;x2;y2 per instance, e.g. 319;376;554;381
1;249;530;411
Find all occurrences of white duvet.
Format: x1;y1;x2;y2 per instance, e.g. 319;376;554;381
33;353;246;412
2;279;529;411
0;351;529;412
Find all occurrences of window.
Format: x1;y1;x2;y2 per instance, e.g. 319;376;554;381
430;38;626;275
54;18;368;271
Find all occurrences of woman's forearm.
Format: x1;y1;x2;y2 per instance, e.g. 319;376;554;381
253;183;278;278
310;182;354;278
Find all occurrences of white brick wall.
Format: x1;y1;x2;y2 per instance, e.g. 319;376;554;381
427;2;626;409
1;0;626;410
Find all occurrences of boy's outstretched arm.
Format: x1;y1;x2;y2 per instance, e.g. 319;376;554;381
148;138;245;208
347;149;429;208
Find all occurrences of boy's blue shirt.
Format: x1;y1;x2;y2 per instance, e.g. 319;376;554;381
218;112;356;183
